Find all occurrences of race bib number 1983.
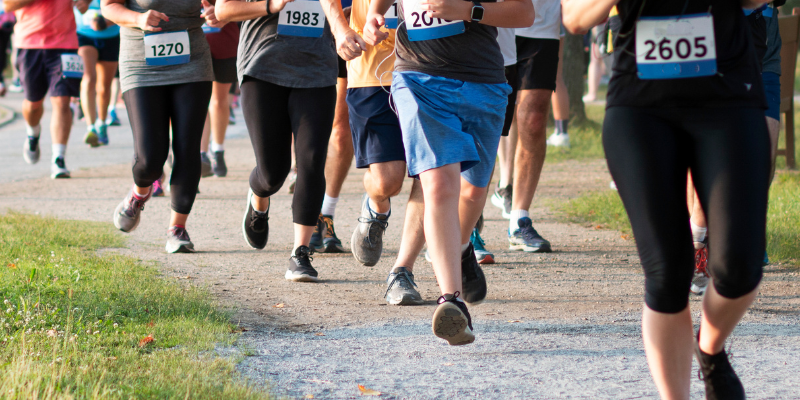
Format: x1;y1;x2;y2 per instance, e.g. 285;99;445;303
403;0;464;41
278;0;326;38
636;14;717;80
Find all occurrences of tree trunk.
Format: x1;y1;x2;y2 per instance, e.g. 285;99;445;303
563;32;587;124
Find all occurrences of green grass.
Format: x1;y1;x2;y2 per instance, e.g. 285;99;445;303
0;213;267;399
545;104;606;163
557;172;800;266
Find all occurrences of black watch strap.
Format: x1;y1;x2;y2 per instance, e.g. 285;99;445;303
266;0;274;16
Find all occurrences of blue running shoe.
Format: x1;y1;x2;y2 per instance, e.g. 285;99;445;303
763;250;769;266
106;108;121;126
96;122;109;145
508;217;552;252
470;228;494;264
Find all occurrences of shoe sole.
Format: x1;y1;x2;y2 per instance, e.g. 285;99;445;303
84;133;100;148
166;242;195;253
690;284;707;295
432;303;475;346
113;201;140;233
477;254;495;264
242;189;266;250
321;241;346;253
387;295;425;306
284;270;319;282
351;226;380;267
51;172;71;179
509;243;552;253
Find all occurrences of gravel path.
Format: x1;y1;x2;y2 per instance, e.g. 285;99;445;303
1;90;798;399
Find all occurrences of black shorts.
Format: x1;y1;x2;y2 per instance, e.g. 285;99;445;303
515;37;559;91
502;64;518;137
16;48;80;102
212;56;237;84
346;86;405;168
78;34;120;62
338;56;347;79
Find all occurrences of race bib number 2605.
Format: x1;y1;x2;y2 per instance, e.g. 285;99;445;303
636;14;717;80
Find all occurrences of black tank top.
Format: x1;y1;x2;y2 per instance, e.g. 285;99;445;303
606;0;767;109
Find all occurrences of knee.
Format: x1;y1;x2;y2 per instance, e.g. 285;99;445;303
257;163;292;192
709;252;763;299
460;182;488;204
96;84;109;99
329;128;352;154
132;154;165;184
642;253;694;313
421;173;460;205
369;170;405;198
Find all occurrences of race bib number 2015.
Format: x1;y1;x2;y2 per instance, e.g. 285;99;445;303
278;0;326;38
636;14;717;80
144;31;190;66
403;0;464;41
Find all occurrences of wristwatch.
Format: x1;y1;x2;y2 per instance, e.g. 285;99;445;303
470;1;484;22
266;0;275;17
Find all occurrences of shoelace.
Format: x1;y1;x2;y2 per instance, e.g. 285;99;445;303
323;217;338;239
28;136;39;151
437;291;473;330
293;246;315;267
518;225;541;241
249;210;268;231
358;216;389;246
55;158;66;169
384;269;417;299
170;227;191;242
471;230;486;250
695;247;709;277
124;194;147;217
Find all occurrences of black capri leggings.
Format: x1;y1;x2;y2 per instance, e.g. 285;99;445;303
604;106;770;313
123;81;212;215
241;76;336;226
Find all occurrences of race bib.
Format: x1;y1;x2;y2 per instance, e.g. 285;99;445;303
636;14;717;80
403;0;464;41
144;30;190;66
202;23;221;34
384;0;398;29
277;0;326;38
60;53;84;79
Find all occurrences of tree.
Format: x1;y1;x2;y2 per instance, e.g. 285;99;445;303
563;32;588;124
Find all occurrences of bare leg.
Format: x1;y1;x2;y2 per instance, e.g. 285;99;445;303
642;305;694;400
512;89;551;212
201;115;211;153
699;284;759;355
294;223;315;249
78;46;99;126
96;61;118;123
497;120;517;188
394;179;425;272
364;160;406;213
551;38;569;122
210;81;232;146
50;96;73;146
459;177;489;245
687;173;706;228
169;211;189;227
22;99;45;128
325;77;354;198
583;33;604;102
420;163;463;295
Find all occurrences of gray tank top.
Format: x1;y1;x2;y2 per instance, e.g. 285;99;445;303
119;0;213;92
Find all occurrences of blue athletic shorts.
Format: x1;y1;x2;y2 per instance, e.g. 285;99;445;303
346;86;406;168
16;48;81;102
762;71;780;121
391;71;511;188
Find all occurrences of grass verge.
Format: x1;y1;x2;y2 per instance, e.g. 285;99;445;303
0;213;267;399
545;104;606;163
557;172;800;266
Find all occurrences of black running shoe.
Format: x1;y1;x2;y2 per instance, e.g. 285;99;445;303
285;245;319;282
432;292;474;346
696;344;745;400
242;189;269;249
461;243;487;304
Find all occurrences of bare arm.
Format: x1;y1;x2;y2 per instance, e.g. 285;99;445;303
562;0;617;34
319;0;367;60
3;0;35;13
421;0;534;29
362;0;398;46
101;0;169;31
742;0;771;9
216;0;271;22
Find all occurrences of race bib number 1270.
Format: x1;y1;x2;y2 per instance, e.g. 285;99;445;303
278;0;326;38
403;0;464;41
635;14;717;80
144;30;190;66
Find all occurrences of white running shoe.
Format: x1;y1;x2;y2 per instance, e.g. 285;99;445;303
23;136;40;164
546;131;570;148
50;157;70;179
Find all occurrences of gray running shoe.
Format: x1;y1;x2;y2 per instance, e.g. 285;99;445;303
351;194;389;266
508;217;552;252
211;150;227;177
200;152;213;177
113;188;151;232
166;226;195;253
490;184;512;219
23;136;40;164
50;157;70;179
385;267;424;305
432;292;474;346
285;245;319;282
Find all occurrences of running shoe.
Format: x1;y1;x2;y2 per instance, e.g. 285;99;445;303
75;101;84;121
432;292;474;346
211;150;227;177
475;212;484;234
106;108;121;126
310;214;324;251
0;82;7;97
50;157;70;179
200;152;213;178
763;250;769;266
609;181;618;191
508;217;552;252
351;194;390;266
23;136;40;164
287;167;297;194
113;187;151;232
152;175;165;197
166;226;195;253
285;245;319;282
8;77;23;93
242;189;269;250
96;122;109;145
84;129;100;148
229;106;236;125
491;184;512;219
695;339;745;400
470;228;494;264
424;249;432;263
690;241;710;295
321;214;345;253
546;131;570;148
385;267;424;305
461;243;487;304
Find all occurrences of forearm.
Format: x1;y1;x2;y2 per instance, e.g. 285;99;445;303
477;0;533;28
368;0;394;18
742;0;770;9
320;0;351;37
562;0;617;34
3;0;36;13
216;0;268;23
101;1;143;28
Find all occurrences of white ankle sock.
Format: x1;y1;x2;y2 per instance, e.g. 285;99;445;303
211;142;224;152
461;242;469;254
691;221;707;243
321;194;338;216
52;144;66;161
94;120;106;130
509;210;529;231
26;124;41;138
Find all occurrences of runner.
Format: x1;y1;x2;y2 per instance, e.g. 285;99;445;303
6;0;88;178
546;31;570;148
103;0;218;253
0;5;15;96
564;1;770;398
364;0;533;344
216;0;365;282
76;0;120;147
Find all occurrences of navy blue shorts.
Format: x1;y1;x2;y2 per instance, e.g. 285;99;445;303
16;48;81;102
346;86;405;168
78;34;120;62
762;71;780;121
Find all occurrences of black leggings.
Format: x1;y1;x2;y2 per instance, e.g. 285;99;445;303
604;106;770;313
241;77;336;226
123;81;212;215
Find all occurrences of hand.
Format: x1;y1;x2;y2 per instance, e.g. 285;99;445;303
269;0;296;15
363;13;388;46
201;0;226;28
75;0;91;14
336;29;366;61
136;9;169;32
421;0;471;21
